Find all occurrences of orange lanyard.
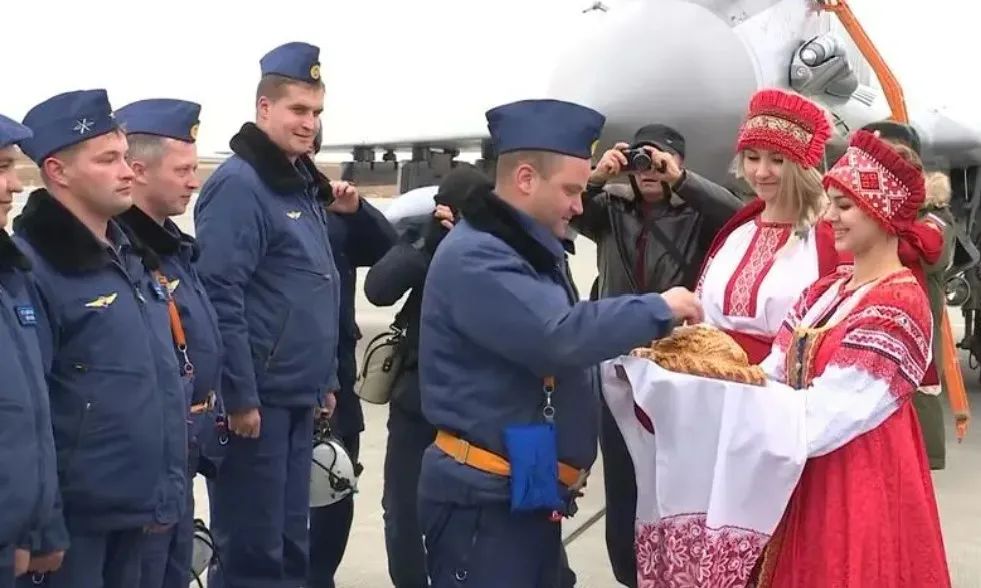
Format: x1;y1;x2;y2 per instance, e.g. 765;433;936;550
153;271;194;377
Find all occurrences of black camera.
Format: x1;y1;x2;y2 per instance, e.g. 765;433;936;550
619;147;668;174
619;148;652;172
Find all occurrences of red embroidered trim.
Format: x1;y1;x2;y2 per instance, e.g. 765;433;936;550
835;304;932;397
635;513;768;588
723;224;792;317
825;148;909;226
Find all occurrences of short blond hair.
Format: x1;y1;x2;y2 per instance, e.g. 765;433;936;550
495;150;561;184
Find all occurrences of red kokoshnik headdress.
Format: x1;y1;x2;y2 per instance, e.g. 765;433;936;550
823;129;942;272
736;88;832;168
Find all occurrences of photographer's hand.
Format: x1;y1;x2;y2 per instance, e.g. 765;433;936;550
434;205;455;230
643;146;684;186
589;142;630;184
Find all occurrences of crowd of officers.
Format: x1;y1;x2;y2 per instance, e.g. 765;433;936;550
0;37;954;588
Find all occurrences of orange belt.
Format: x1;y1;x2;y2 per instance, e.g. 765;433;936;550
435;430;586;489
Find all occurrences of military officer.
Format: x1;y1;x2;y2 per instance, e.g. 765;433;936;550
306;122;398;588
193;42;360;586
12;90;187;588
0;116;58;587
112;98;223;588
417;98;702;587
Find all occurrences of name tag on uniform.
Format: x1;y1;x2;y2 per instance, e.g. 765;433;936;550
15;306;37;327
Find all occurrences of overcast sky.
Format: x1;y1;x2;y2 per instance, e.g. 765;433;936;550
2;0;975;157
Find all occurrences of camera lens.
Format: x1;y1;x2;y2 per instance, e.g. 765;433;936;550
631;151;652;171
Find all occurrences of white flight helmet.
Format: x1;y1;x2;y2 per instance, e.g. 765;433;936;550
190;519;216;587
310;419;360;507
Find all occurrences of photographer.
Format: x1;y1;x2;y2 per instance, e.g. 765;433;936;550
572;124;742;588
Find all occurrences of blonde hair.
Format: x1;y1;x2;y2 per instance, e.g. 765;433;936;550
735;152;828;239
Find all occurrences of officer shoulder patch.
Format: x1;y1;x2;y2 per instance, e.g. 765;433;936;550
15;306;37;327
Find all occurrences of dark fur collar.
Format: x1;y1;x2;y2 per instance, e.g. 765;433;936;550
229;122;334;203
0;231;30;271
459;186;560;273
116;206;198;261
13;189;159;274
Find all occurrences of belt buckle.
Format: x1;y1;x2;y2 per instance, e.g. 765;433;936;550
452;438;471;465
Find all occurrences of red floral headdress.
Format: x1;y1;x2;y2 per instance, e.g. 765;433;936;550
824;129;941;276
823;130;926;235
736;88;832;168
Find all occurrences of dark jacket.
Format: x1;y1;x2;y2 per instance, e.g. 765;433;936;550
417;187;676;505
194;123;341;412
573;171;743;296
12;190;188;546
363;230;432;414
0;233;57;551
325;203;397;436
364;219;582;417
116;206;224;451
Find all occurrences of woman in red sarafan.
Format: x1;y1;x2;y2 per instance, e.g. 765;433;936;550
756;129;949;587
696;88;840;364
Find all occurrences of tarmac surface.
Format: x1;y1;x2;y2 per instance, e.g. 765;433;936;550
9;194;981;587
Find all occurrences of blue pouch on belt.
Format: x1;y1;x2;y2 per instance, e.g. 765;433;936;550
503;422;563;512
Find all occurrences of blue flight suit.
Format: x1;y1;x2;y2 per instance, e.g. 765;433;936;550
0;233;58;587
417;190;676;587
12;191;188;588
194;122;340;587
307;202;396;588
117;207;223;588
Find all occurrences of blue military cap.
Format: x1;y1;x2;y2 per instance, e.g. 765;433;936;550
20;89;118;164
115;99;201;143
0;114;32;149
485;98;606;159
260;41;322;83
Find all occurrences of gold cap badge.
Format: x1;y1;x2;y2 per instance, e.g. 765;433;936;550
310;64;321;80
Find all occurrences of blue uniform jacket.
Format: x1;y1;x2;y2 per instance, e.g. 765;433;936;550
12;191;188;549
117;206;223;446
194;123;340;412
325;203;396;437
418;189;676;505
0;233;57;552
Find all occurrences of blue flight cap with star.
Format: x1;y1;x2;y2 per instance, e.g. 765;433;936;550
0;114;32;149
485;98;606;159
20;89;118;164
260;41;322;83
115;99;202;144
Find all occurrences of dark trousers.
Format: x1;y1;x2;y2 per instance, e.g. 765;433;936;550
419;499;566;588
140;439;204;588
19;529;145;588
307;434;360;588
206;405;314;588
600;399;638;588
382;404;436;588
139;497;193;588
